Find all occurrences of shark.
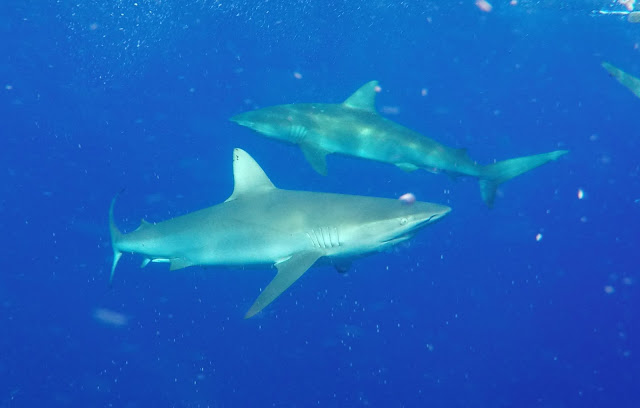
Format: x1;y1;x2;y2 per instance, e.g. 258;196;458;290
230;81;568;207
602;61;640;99
109;148;451;318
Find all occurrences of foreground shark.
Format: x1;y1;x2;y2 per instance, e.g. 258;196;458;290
602;62;640;99
231;81;568;207
109;148;450;318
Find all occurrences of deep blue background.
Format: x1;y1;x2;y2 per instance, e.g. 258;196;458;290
1;1;638;406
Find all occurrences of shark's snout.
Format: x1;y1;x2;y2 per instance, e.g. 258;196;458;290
229;113;249;126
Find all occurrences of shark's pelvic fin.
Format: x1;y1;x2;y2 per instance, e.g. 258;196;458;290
479;150;569;208
301;144;329;175
343;80;379;112
170;258;195;271
226;148;276;202
109;195;123;284
396;162;419;172
245;250;323;319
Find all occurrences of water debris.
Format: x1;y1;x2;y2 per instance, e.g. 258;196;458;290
475;0;493;13
577;189;585;200
93;308;129;328
398;193;416;205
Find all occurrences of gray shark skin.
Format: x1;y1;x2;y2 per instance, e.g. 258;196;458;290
603;62;640;99
109;148;450;318
230;81;568;207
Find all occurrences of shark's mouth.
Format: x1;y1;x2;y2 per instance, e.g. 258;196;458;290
379;214;443;246
381;232;416;246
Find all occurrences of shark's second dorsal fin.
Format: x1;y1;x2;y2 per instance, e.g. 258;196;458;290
343;81;379;112
134;219;153;232
226;148;276;202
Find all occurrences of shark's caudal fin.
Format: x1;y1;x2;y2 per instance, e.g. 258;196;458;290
478;150;568;207
109;195;123;284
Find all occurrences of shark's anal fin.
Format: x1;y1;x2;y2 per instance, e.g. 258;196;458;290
343;80;379;112
245;251;323;319
170;258;195;271
300;144;329;176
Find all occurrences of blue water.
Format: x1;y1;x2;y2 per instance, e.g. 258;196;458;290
2;0;639;406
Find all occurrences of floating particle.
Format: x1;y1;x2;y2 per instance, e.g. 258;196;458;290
535;233;543;242
374;85;382;93
475;0;493;12
577;189;584;199
380;106;400;115
623;277;633;285
604;285;615;294
510;0;517;5
93;308;129;327
421;88;428;96
398;193;416;205
89;22;98;30
5;84;12;90
293;72;302;79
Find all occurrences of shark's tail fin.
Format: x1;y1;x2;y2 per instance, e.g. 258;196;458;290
109;195;123;284
478;150;568;207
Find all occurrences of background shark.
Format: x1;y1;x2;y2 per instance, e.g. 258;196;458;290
602;61;640;99
109;148;450;318
230;81;568;207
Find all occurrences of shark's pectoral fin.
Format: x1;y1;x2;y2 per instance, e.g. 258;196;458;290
245;251;323;318
169;258;195;271
300;144;329;176
396;162;419;172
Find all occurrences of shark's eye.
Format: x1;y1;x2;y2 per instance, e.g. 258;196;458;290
400;217;408;225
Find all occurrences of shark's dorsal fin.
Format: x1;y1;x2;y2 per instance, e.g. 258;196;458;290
226;148;276;202
132;219;153;232
343;81;379;112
